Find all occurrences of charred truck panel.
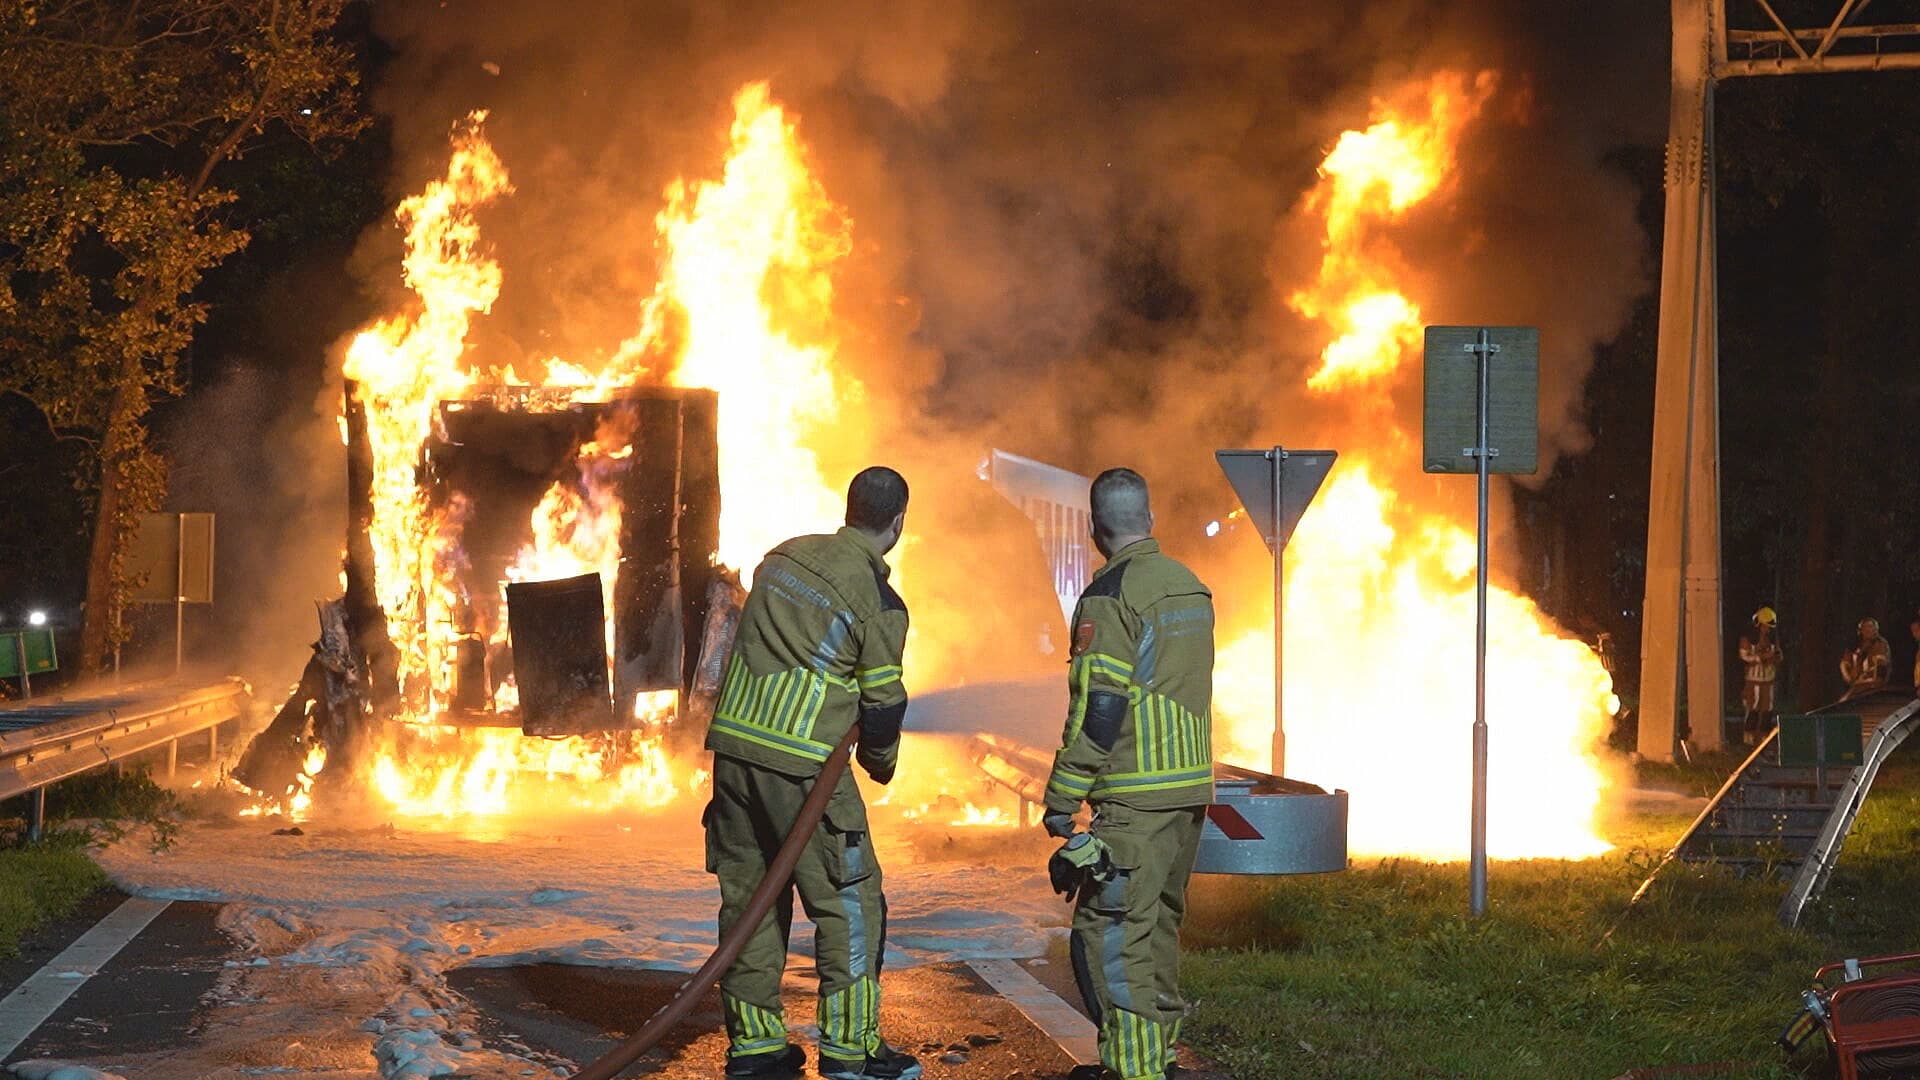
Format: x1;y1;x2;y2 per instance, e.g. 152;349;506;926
239;386;730;796
346;385;724;732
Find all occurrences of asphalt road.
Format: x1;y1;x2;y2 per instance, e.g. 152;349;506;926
452;962;1077;1077
2;894;231;1073
0;890;1113;1079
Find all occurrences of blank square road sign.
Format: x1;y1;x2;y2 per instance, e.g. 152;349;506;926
1422;326;1538;476
127;512;216;603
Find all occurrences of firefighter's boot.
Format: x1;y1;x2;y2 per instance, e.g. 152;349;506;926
724;1043;805;1078
817;1043;923;1080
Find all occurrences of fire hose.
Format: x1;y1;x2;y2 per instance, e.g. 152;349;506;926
570;725;861;1080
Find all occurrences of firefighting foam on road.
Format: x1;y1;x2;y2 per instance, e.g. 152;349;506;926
226;71;1622;860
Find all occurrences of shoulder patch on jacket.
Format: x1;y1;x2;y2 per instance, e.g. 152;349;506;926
873;566;907;613
1081;558;1128;600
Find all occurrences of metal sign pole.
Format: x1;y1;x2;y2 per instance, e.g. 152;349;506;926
1423;324;1536;917
1469;328;1494;917
175;512;186;677
1270;447;1286;776
14;634;30;700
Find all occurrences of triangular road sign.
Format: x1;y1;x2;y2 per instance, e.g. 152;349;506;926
1216;448;1338;554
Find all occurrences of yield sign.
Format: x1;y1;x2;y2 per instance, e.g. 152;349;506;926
1215;449;1338;554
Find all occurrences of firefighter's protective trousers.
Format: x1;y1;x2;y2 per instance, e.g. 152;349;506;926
706;755;887;1061
1071;802;1204;1080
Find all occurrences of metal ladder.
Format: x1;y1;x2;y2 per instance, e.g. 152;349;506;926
1624;688;1919;927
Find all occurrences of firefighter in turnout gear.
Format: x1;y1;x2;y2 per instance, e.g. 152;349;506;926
1909;608;1920;689
1739;607;1784;746
702;467;921;1080
1041;468;1214;1080
1840;617;1891;700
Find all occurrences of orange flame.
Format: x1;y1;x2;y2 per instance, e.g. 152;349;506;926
1290;72;1496;392
650;81;857;575
239;735;329;820
1218;71;1623;859
875;754;1019;829
343;113;505;707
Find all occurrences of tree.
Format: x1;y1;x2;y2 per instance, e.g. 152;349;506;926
0;0;367;670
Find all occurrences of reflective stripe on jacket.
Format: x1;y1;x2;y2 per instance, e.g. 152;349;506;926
706;527;908;777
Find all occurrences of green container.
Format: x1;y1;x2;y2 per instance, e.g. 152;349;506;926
0;629;57;679
1777;713;1863;768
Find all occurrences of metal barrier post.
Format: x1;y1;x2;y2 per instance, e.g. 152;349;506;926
27;787;46;842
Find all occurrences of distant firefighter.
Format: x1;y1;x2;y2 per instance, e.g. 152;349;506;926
1910;608;1920;688
1594;631;1617;678
1840;617;1891;699
1738;607;1784;746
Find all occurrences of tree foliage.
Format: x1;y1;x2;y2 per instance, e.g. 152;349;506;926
0;0;367;667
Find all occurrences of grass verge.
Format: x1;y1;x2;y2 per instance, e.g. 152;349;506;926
1179;750;1920;1079
0;766;185;958
0;832;108;959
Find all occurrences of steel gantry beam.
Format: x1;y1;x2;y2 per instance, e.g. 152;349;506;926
1639;0;1920;762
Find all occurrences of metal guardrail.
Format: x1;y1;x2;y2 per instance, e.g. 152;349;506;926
0;678;250;838
1778;697;1920;927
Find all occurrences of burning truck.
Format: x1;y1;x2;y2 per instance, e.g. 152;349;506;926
235;384;737;810
228;94;1068;825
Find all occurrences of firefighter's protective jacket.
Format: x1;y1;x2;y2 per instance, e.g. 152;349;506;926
1842;635;1891;692
705;527;908;781
1740;635;1782;685
1045;538;1215;814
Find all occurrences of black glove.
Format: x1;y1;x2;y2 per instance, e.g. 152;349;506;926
855;701;903;785
1048;833;1113;899
1041;810;1076;838
856;745;895;785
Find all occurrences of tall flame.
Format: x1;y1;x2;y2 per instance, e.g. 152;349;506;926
342;113;506;706
1290;73;1494;392
1215;72;1623;860
653;81;857;575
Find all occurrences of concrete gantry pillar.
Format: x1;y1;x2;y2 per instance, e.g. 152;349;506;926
1683;163;1726;755
1640;0;1721;762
